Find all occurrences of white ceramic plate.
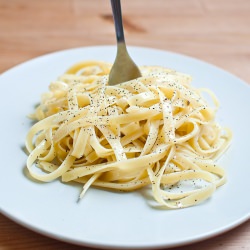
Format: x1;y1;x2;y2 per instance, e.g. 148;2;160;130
0;46;249;249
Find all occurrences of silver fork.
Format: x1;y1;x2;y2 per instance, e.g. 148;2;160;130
109;0;142;85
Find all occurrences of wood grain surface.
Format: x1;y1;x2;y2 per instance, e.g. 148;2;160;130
0;0;249;249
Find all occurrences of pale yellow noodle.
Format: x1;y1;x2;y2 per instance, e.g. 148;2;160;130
26;61;232;209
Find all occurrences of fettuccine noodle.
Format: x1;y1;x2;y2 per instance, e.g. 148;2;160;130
26;61;232;208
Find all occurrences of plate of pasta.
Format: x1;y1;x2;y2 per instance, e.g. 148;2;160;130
0;46;249;249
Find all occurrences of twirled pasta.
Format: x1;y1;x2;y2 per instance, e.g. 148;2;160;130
26;61;232;208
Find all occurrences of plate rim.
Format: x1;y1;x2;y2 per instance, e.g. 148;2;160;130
0;45;250;249
1;44;249;88
1;207;250;249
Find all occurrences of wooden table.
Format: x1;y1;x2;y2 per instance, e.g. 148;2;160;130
0;0;249;249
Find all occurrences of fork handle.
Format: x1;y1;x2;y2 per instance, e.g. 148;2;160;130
110;0;125;43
